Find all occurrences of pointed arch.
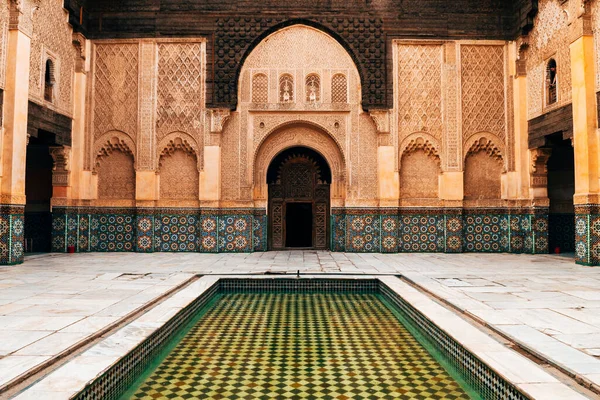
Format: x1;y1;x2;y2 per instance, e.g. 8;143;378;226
233;19;365;109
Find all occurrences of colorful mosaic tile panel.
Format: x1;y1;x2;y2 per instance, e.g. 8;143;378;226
136;214;154;253
253;213;268;252
380;215;399;253
445;215;464;253
532;214;549;254
330;212;346;252
218;215;253;252
155;215;199;252
90;214;135;252
126;293;472;400
398;215;444;253
51;212;67;253
463;214;509;253
0;207;25;265
346;214;380;252
575;207;600;266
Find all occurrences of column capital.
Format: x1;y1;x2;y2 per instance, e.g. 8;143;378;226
209;108;231;134
369;109;391;136
72;32;88;74
8;0;38;37
49;145;71;187
568;0;593;42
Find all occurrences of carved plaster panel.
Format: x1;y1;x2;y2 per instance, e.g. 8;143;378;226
461;45;506;143
28;0;76;115
252;115;346;153
593;0;600;90
157;43;204;139
0;1;8;89
396;44;443;141
92;43;139;141
240;25;361;107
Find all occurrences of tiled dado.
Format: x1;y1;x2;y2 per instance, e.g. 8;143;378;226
331;208;549;255
575;204;600;266
0;205;25;265
51;208;268;254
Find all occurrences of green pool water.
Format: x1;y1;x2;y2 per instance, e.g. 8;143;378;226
120;293;482;399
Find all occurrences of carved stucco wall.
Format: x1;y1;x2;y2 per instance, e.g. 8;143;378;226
159;150;199;200
593;0;600;91
97;150;136;200
88;39;206;202
395;41;510;179
397;44;443;144
235;25;371;204
0;1;8;89
526;0;572;120
29;0;76;116
464;151;503;200
400;150;440;199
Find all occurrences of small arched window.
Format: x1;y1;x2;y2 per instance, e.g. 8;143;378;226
44;59;55;103
331;74;348;103
546;59;557;106
252;73;268;103
305;74;320;102
279;74;294;103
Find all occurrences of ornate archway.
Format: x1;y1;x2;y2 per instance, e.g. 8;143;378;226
267;147;331;250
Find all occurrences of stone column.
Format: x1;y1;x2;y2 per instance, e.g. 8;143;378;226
370;110;399;207
202;109;228;206
569;0;600;265
0;1;34;264
70;33;91;201
569;2;600;265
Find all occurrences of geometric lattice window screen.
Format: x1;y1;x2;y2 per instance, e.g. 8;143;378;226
252;73;268;103
331;74;347;103
546;58;557;106
305;74;320;102
279;74;294;103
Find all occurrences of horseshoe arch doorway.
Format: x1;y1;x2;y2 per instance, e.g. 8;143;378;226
267;147;331;250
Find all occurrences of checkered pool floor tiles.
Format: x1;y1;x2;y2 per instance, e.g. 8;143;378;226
127;293;472;399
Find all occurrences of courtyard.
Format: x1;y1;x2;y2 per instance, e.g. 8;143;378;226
0;252;599;398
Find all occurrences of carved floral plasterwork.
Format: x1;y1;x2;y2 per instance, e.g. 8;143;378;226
240;25;361;106
593;0;600;90
526;0;572;120
397;44;443;141
0;1;8;89
28;0;75;115
157;43;204;139
461;45;506;143
93;43;139;141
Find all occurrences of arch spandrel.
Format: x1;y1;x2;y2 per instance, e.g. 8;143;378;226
253;124;346;207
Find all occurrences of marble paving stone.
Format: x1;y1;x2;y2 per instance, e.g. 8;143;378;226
0;252;598;397
0;331;52;355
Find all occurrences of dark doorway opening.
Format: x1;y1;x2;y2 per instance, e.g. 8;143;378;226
285;202;313;248
25;133;54;253
267;146;331;250
546;134;575;254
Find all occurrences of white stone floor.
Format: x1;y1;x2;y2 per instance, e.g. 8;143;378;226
1;251;600;397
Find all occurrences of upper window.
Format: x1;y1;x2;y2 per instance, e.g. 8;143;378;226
44;59;55;103
305;74;320;103
279;74;294;103
252;73;268;103
546;59;557;106
331;74;348;103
